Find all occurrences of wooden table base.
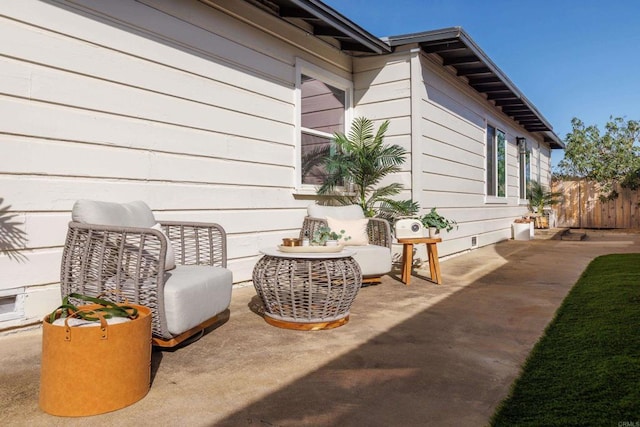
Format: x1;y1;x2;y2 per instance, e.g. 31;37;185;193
397;237;442;285
264;315;349;331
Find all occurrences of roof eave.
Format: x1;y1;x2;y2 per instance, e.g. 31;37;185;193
388;28;563;148
267;0;391;54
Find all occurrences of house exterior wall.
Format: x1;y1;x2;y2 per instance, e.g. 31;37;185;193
354;48;554;257
0;0;353;329
0;0;556;331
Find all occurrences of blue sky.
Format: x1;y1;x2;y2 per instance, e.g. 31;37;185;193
323;0;640;168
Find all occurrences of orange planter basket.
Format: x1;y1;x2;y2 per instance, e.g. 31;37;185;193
39;304;152;417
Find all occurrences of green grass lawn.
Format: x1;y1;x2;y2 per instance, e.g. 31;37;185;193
491;253;640;426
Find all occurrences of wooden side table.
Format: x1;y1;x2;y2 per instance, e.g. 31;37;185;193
397;237;442;285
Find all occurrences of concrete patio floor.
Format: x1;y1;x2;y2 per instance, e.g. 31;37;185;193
1;231;639;426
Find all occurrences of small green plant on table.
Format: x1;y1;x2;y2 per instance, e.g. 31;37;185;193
311;225;351;246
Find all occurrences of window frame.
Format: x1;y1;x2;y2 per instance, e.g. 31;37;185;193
294;59;353;193
485;124;507;203
518;137;531;202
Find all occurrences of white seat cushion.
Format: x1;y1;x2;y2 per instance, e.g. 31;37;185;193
347;244;392;277
307;204;391;276
163;265;233;335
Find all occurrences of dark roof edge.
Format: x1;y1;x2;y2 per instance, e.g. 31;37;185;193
387;28;564;149
291;0;391;54
543;131;564;149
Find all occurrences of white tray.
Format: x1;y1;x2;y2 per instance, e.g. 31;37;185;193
277;245;344;253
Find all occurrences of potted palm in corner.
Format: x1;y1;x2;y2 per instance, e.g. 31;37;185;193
306;116;419;222
527;180;562;229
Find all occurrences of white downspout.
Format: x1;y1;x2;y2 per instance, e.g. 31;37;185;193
409;47;422;208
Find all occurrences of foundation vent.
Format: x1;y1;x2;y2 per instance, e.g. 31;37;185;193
0;288;25;322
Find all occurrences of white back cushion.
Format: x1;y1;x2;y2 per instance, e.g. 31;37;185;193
151;223;176;271
72;200;156;227
326;217;369;246
307;204;365;220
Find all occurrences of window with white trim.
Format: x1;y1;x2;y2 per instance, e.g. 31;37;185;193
518;138;531;200
296;60;351;188
486;125;506;197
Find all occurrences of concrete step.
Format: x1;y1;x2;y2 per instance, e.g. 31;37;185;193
533;228;587;241
533;228;569;240
561;229;587;241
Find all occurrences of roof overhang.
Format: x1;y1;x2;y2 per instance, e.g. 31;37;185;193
386;28;564;149
245;0;392;55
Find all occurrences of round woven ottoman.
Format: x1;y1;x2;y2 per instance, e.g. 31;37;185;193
253;248;362;330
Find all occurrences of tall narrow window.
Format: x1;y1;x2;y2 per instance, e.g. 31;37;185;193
486;125;495;196
486;125;506;197
518;138;531;199
299;73;347;186
496;130;506;197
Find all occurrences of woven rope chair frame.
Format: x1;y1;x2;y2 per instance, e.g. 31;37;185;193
61;221;227;341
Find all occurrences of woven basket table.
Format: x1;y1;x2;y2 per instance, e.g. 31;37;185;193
253;248;362;330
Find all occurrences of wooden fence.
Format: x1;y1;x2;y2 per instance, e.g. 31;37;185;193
551;179;640;229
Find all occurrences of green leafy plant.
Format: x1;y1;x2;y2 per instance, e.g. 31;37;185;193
420;208;457;233
306;117;419;222
555;116;640;200
48;293;138;323
311;225;351;246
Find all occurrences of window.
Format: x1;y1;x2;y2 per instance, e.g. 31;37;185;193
296;60;351;188
486;125;506;197
518;138;531;199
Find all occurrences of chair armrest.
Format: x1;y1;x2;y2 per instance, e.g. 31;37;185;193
367;218;392;249
159;221;227;268
61;222;167;335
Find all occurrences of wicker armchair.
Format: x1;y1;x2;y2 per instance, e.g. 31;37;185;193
299;204;392;284
60;200;233;348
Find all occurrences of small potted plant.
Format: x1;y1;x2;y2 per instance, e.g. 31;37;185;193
420;208;457;238
311;225;351;246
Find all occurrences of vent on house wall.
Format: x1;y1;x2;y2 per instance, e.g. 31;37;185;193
0;288;25;322
0;296;15;315
471;236;478;248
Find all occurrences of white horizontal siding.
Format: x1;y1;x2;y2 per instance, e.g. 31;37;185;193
0;19;292;122
423;137;484;169
354;79;411;106
3;1;294;86
0;0;557;331
354;57;411;87
416;53;553;256
1;57;291;143
0;0;353;328
1;176;303;212
0;97;292;165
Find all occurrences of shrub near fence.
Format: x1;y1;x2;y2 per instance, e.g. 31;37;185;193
552;179;640;229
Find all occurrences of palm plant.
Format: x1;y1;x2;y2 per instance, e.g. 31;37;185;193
311;117;418;221
527;180;562;228
527;180;562;214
